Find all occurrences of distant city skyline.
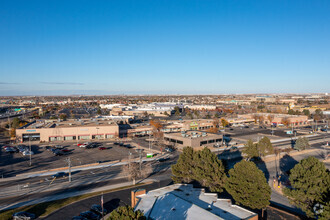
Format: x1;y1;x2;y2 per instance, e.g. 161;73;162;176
1;0;330;96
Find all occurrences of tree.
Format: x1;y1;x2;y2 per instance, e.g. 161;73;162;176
172;147;226;193
243;139;259;160
220;118;229;127
108;205;146;220
225;160;271;210
193;110;199;118
97;108;102;115
302;109;310;117
207;118;219;133
10;128;16;138
122;162;152;185
193;147;226;193
172;147;195;183
59;113;67;121
283;157;330;218
267;115;274;125
314;109;324;122
257;137;274;156
174;106;181;116
294;137;310;151
11;118;20;128
281;117;290;127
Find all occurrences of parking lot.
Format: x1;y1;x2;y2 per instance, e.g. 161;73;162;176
0;141;143;178
223;125;311;143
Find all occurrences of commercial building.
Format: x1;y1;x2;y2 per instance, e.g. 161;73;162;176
239;114;309;126
164;131;223;149
16;119;119;143
132;184;258;220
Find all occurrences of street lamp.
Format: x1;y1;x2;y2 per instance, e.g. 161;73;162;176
29;136;32;166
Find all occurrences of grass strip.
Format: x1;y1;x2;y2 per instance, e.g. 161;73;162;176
0;182;149;220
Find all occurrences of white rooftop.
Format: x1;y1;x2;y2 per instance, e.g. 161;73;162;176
135;184;257;220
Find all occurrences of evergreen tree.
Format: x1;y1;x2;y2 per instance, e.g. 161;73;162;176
225;160;271;210
257;137;273;156
294;137;310;151
107;205;146;220
193;147;226;192
283;157;330;218
171;147;195;183
11;118;20;128
243;139;259;160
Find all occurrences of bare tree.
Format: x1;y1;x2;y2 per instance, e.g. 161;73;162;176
122;162;152;185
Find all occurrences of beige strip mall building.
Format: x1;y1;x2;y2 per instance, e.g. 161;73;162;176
16;119;119;143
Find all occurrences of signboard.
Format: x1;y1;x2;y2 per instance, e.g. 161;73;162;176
26;129;36;132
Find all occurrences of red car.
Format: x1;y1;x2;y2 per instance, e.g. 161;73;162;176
98;147;106;150
61;149;70;152
77;143;84;146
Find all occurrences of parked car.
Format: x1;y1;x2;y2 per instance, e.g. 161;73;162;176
12;211;36;219
18;145;27;153
157;157;169;162
164;147;174;153
91;204;108;215
123;144;133;149
119;143;124;146
45;146;52;151
55;145;64;149
114;142;119;145
5;147;17;153
79;144;87;148
98;147;106;150
79;211;100;220
52;172;67;178
23;150;34;155
61;149;70;152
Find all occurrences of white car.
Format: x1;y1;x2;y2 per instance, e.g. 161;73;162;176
79;144;87;148
23;151;34;155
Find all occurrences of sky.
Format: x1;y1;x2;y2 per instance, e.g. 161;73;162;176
0;0;330;96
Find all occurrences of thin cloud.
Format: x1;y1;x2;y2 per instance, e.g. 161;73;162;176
0;82;20;84
40;82;85;85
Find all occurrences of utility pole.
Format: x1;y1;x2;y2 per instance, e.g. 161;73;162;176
139;150;142;174
66;157;72;182
29;136;32;166
128;151;131;170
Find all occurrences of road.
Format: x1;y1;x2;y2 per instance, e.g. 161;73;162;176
0;154;178;211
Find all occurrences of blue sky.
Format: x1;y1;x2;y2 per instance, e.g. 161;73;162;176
0;0;329;95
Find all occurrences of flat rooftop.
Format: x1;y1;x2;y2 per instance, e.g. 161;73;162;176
135;184;257;220
165;130;222;139
20;119;117;129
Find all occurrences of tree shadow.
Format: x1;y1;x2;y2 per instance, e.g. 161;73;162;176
104;198;121;213
254;159;270;181
279;154;298;176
